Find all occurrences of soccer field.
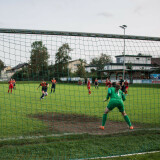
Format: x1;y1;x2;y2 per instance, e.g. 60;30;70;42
0;82;160;138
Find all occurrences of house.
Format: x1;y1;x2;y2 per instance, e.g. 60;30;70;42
0;63;29;81
0;66;12;81
9;63;29;72
85;54;155;80
103;54;154;80
68;59;87;73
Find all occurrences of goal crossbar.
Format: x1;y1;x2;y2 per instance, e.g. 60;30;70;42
0;28;160;41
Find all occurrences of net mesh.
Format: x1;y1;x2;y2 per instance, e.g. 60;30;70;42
0;29;160;159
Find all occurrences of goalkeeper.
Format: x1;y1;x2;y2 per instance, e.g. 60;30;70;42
99;82;133;130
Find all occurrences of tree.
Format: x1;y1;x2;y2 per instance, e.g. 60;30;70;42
90;53;112;79
30;41;50;73
76;59;86;77
54;43;72;77
90;53;112;71
0;59;4;76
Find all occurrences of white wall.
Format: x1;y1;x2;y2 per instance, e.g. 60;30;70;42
117;57;151;64
104;64;152;71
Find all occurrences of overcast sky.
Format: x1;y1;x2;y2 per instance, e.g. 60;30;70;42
0;0;160;37
0;0;160;67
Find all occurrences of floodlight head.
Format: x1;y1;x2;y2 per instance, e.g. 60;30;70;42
119;25;127;29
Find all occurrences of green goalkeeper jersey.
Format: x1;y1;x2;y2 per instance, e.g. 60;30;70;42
106;87;126;101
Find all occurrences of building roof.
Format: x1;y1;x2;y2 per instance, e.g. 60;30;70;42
85;63;153;67
68;59;87;63
11;63;28;70
105;63;153;66
115;55;152;58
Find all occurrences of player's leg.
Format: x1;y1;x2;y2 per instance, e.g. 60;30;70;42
121;111;133;129
89;89;91;95
100;102;115;130
53;84;55;92
125;87;128;95
40;90;45;99
100;107;110;129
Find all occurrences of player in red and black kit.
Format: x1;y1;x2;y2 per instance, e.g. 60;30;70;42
87;78;91;95
37;80;49;100
8;78;13;93
124;80;129;95
51;78;56;93
105;78;111;90
94;78;99;89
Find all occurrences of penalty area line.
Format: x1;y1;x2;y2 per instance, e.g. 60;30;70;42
0;128;159;142
72;151;160;160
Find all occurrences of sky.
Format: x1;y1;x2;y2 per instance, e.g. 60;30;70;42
0;0;160;37
0;0;160;67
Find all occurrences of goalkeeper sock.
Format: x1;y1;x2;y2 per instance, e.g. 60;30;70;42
102;114;107;126
124;115;132;127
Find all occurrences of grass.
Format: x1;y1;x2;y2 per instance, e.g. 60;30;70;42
0;82;160;159
0;130;159;159
0;83;160;138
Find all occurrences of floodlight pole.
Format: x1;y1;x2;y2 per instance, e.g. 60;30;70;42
68;52;69;83
119;25;127;80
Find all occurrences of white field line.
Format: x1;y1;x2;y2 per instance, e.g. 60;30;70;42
72;151;160;160
0;128;159;142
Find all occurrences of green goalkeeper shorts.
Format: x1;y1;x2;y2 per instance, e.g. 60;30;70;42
107;99;124;112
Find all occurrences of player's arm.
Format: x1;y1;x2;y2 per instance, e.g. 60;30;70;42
104;88;111;101
37;84;41;90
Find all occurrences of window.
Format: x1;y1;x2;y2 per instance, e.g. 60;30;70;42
117;58;120;63
136;58;139;60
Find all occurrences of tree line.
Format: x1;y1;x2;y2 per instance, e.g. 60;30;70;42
0;41;113;81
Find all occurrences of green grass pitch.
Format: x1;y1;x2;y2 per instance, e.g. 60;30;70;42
0;82;160;159
0;82;160;138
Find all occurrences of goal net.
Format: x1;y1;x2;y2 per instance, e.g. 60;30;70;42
0;28;160;159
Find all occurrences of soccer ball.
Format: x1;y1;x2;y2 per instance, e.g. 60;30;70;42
44;92;48;96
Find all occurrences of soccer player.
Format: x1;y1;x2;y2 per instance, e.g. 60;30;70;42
99;82;133;130
119;76;125;93
8;78;13;93
124;80;129;95
94;78;99;89
105;78;111;90
87;78;91;95
37;80;49;100
13;79;16;90
51;78;56;93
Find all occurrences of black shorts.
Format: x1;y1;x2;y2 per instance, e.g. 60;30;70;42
42;88;47;92
121;86;125;92
95;82;98;85
52;84;55;88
